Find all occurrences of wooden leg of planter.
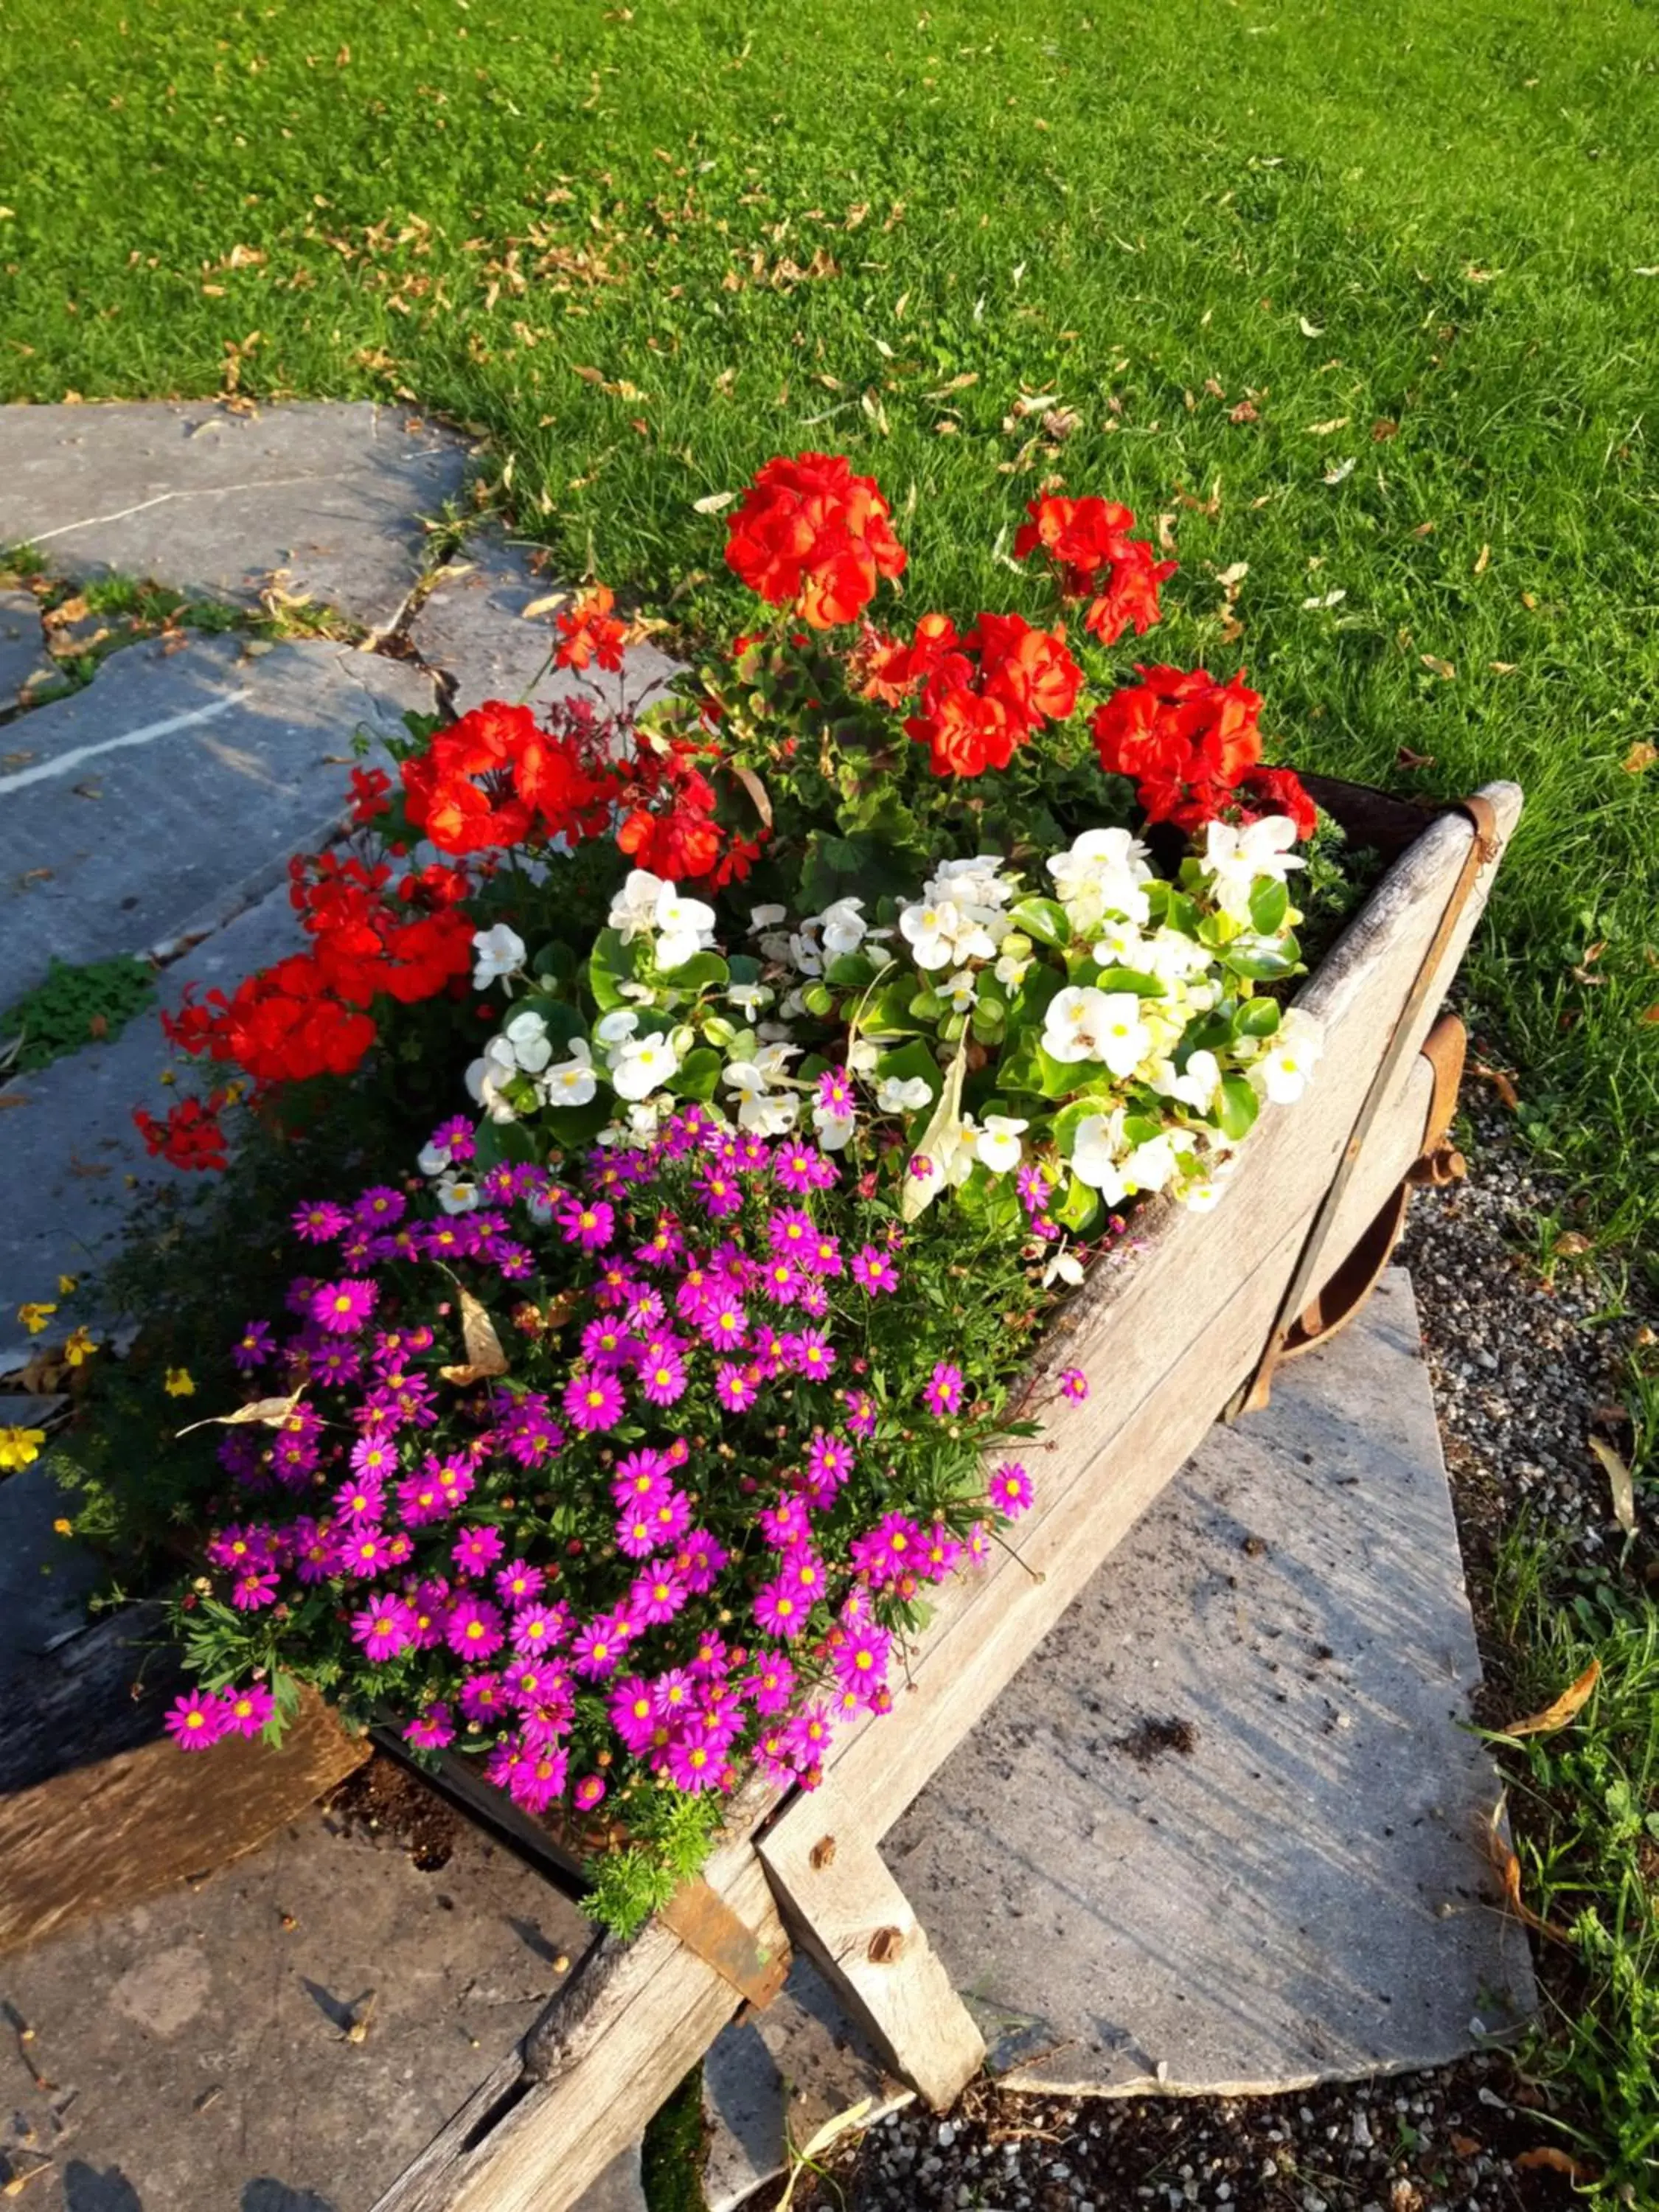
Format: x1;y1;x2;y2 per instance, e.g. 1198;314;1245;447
757;1779;985;2110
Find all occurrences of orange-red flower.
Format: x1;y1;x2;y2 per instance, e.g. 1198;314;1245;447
133;1093;231;1173
1015;493;1175;644
900;612;1080;779
1090;664;1275;832
400;701;619;857
725;453;907;629
554;585;628;674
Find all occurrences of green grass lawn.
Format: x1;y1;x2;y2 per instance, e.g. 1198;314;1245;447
2;0;1656;1261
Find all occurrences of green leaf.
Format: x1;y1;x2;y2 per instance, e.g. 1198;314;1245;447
473;1117;540;1167
669;1046;723;1102
1091;966;1167;999
1249;877;1290;936
1008;896;1071;950
726;952;762;987
530;940;577;990
801;983;835;1017
863;978;923;1037
540;1096;613;1147
1222;946;1298;982
662;950;729;992
826;950;879;989
1232;996;1281;1041
1055;1172;1103;1234
587;926;639;1012
513;995;589;1052
1216;1075;1260;1141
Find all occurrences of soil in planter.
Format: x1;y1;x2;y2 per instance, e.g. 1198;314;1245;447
328;1751;460;1873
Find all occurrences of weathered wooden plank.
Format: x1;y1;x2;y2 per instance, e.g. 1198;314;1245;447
0;1677;367;1954
376;785;1520;2212
756;1775;985;2108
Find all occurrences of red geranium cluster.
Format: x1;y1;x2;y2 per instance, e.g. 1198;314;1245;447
400;700;621;858
158;854;475;1094
1015;495;1177;647
1090;664;1315;835
863;610;1082;778
615;732;767;886
725;452;908;630
133;1091;232;1173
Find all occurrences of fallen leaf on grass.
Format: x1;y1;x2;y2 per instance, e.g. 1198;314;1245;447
1622;740;1656;774
1449;2132;1482;2157
1470;1058;1520;1111
1643;1004;1659;1025
1489;661;1519;675
1514;2147;1594;2183
520;591;568;622
1473;543;1491;575
692;490;736;514
1588;1433;1635;1533
1395;745;1436;770
1305;415;1349;435
1420;653;1456;681
1486;1799;1576;1945
1499;1658;1600;1738
439;1289;509;1385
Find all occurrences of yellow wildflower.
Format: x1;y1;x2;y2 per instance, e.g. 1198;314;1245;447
63;1326;98;1368
17;1301;57;1335
53;1517;74;1536
0;1425;46;1472
164;1367;196;1398
57;1274;78;1295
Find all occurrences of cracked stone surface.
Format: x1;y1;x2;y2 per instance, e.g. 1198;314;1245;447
0;878;308;1354
0;587;49;710
0;629;431;1002
0;1802;594;2212
0;403;473;630
409;527;681;717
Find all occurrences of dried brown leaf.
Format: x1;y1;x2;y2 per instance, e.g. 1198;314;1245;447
1500;1658;1600;1739
439;1289;509;1385
1514;2148;1593;2183
1420;653;1456;681
1622;740;1657;774
1471;1059;1520;1110
1588;1433;1635;1533
176;1388;307;1438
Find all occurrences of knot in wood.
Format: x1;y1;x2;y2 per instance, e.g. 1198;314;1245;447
866;1925;905;1966
808;1834;836;1871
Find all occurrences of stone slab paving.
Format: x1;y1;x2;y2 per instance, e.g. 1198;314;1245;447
0;403;472;633
408;526;681;719
0;1804;595;2212
0;586;51;710
695;1270;1534;2202
0;877;309;1356
0;630;430;1004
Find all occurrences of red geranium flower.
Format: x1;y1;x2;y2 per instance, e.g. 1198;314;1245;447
554;585;628;674
1090;664;1267;831
725;453;907;629
1015;493;1176;644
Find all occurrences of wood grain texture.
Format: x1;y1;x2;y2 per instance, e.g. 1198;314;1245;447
757;1775;985;2108
374;783;1520;2212
0;1680;366;1954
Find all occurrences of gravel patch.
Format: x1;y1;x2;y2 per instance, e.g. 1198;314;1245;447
782;1067;1643;2212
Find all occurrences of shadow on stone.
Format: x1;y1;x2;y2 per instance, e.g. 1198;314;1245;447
63;2165;145;2212
241;2185;338;2212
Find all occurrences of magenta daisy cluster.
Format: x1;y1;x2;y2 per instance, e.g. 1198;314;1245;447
175;1105;1046;1834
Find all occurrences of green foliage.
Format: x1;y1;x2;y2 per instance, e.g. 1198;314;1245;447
1486;1531;1659;2202
641;2066;710;2212
582;1791;729;1941
1;955;156;1070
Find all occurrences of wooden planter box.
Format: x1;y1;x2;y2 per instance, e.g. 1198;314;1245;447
368;779;1522;2212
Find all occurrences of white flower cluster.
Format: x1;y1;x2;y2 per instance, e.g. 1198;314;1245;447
607;870;717;972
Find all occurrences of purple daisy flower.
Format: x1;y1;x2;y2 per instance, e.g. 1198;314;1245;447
232;1320;275;1372
563;1367;626;1434
292;1200;349;1245
571;1613;630;1681
509;1745;569;1815
164;1688;228;1752
637;1343;688;1408
843;1388;877;1439
458;1671;506;1727
312;1278;378;1335
989;1461;1034;1517
557;1196;616;1253
573;1774;607;1812
610;1675;660;1754
445;1594;505;1661
1058;1366;1090;1404
494;1558;544;1607
746;1650;796;1717
922;1360;964;1418
406;1701;456;1751
715;1361;760;1413
221;1682;275;1739
850;1244;900;1296
429;1114;476;1161
784;1326;836;1380
352;1593;417;1663
452;1524;506;1577
510;1601;567;1657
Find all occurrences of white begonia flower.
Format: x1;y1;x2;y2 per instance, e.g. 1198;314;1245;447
876;1074;933;1115
465;1037;521;1123
812;1105;858;1151
933;1112;983;1189
471;922;526;992
436;1170;481;1215
1248;1007;1324;1105
749;902;787;933
726;981;773;1015
1093;917;1147;967
594;1007;641;1047
1152;1047;1222;1116
816;897;869;958
899;896;996;972
787;925;825;978
757;929;796;967
1047;827;1153;931
609;1030;681;1102
1119;1134;1179;1195
653;880;717;971
753;1040;801;1082
1142;928;1212;985
1043;1243;1087;1289
540;1036;597;1107
848;1037;880;1076
1070;1107;1129;1201
1043;986;1151;1077
1200;815;1306;923
994;949;1032;990
940;967;979;1013
975;1114;1029;1175
417;1138;453;1177
503;1008;553;1074
609;869;667;945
